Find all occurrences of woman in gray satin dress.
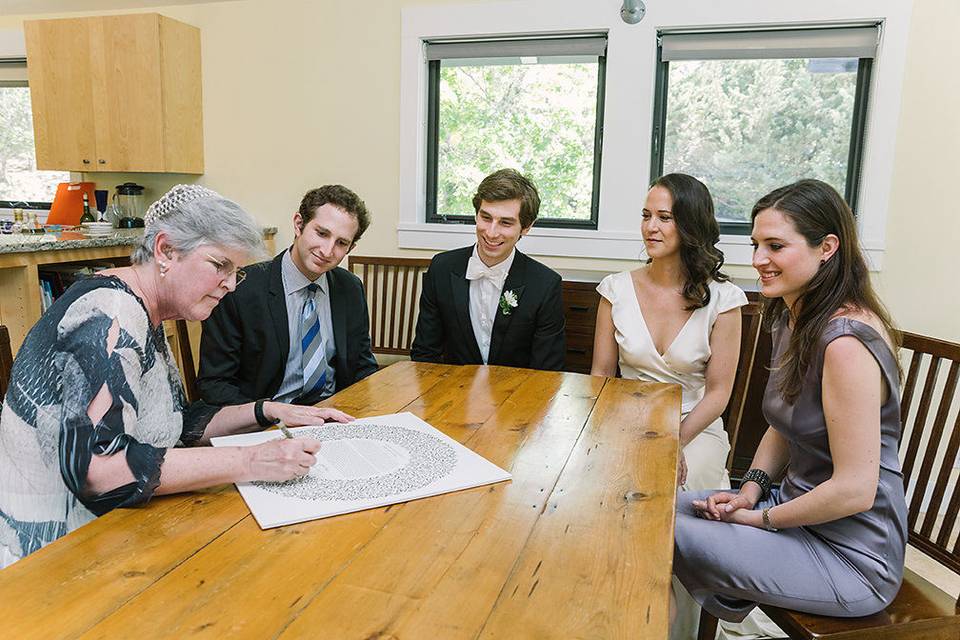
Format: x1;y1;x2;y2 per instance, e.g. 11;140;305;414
672;179;907;629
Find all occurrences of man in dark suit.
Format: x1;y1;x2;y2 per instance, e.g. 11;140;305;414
198;185;378;413
411;169;565;370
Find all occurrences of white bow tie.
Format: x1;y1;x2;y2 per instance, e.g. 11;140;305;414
466;255;507;286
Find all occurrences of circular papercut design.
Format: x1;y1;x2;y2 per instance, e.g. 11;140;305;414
254;423;457;501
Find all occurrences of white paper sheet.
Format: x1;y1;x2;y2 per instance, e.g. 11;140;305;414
211;412;512;529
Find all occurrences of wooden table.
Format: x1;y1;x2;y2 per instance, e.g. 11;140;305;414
0;362;680;639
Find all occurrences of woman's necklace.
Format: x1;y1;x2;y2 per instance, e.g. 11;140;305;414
130;266;159;326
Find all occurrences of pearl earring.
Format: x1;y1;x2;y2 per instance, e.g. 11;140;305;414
159;261;168;277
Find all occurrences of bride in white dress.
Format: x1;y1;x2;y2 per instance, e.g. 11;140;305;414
592;173;746;491
591;173;748;638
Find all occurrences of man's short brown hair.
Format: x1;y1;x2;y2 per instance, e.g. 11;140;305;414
298;184;371;242
471;169;540;229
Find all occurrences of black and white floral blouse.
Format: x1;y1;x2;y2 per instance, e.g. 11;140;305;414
0;276;218;566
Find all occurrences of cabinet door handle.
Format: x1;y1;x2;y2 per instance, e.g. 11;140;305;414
566;347;588;355
98;159;106;164
568;305;591;312
82;159;91;164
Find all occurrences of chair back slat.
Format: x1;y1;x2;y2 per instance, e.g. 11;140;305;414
899;350;923;429
347;256;432;356
907;359;957;531
379;264;390;349
397;266;410;351
936;410;960;548
918;362;960;538
0;325;13;399
369;264;381;348
405;264;421;349
898;331;960;577
901;355;941;485
388;265;401;349
723;301;763;472
175;319;199;403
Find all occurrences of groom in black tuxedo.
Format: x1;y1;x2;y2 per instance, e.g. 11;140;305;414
411;169;565;370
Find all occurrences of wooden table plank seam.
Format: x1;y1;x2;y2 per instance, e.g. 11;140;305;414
476;378;681;638
270;368;596;638
364;373;609;640
472;376;611;640
269;367;546;638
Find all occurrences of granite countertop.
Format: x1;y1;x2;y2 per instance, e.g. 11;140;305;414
0;226;279;255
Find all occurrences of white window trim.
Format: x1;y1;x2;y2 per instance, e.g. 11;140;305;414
399;0;912;270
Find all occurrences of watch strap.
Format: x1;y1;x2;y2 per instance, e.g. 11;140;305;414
254;398;280;428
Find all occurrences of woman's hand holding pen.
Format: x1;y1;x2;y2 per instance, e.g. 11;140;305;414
243;437;322;482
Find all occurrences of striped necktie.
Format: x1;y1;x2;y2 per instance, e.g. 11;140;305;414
300;283;327;397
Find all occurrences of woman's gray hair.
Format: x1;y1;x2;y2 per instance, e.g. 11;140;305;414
131;185;267;265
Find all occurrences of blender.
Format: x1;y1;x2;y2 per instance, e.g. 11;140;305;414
114;183;146;228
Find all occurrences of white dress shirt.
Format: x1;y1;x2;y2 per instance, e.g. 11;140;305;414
274;250;337;402
466;245;515;364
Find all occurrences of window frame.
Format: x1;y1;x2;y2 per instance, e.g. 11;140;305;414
649;30;875;235
423;40;608;230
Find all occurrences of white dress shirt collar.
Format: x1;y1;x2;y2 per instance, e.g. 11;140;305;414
281;249;329;297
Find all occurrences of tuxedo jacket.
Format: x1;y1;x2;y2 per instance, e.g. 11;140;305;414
198;251;378;406
411;246;565;370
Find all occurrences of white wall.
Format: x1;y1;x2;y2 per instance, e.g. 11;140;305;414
877;0;960;341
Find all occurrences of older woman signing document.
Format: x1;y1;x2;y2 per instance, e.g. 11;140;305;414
0;185;351;567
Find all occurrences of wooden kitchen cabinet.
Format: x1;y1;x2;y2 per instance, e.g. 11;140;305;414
25;13;203;174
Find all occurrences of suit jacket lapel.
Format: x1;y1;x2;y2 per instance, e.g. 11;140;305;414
488;251;527;364
449;252;484;363
267;253;290;371
327;269;348;371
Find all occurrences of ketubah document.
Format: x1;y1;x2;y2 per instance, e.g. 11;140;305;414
211;412;512;529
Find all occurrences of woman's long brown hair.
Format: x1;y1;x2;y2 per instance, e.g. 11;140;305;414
649;173;729;310
752;179;900;403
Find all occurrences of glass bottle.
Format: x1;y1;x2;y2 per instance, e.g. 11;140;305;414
80;193;96;224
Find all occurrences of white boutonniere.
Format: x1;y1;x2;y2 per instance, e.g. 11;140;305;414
499;289;519;315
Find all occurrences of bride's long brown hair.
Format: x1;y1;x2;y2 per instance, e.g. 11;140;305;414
752;180;900;403
649;173;729;310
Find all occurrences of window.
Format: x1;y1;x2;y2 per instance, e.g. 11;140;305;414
651;26;878;233
424;35;607;229
0;59;70;208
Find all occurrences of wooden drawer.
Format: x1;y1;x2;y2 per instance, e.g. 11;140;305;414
562;282;600;332
564;328;594;374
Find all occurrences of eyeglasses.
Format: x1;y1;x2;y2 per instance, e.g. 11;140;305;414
205;254;247;285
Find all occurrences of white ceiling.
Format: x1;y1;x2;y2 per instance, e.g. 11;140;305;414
1;0;235;17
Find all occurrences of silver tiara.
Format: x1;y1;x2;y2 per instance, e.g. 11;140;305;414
144;184;222;227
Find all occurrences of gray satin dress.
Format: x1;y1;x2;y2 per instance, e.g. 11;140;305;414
673;316;908;621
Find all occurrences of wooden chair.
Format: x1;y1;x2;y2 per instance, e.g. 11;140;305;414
175;319;200;403
720;300;764;475
346;256;431;357
699;330;960;640
0;325;13;399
